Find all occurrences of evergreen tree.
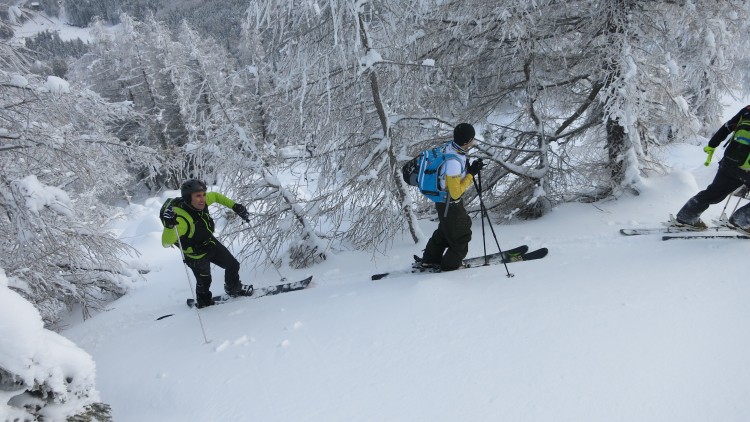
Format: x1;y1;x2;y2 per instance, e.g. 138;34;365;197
69;14;188;189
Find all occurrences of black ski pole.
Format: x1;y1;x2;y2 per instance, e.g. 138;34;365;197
478;180;488;265
473;170;514;278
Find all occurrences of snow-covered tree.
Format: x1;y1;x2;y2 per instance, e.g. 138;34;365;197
164;21;241;183
238;0;474;258
413;0;750;218
0;56;157;324
69;15;189;189
62;0;122;27
57;1;750;268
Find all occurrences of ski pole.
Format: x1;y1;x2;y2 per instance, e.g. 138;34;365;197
730;187;748;216
719;194;733;221
473;170;514;278
174;226;211;344
720;186;747;221
477;179;488;265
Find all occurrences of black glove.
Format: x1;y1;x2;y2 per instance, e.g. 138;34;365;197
162;207;177;228
468;159;485;176
233;203;250;221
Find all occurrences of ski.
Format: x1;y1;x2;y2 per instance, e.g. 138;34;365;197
371;246;548;281
662;234;750;241
619;227;714;236
709;217;747;231
620;214;735;236
498;244;530;261
498;247;548;262
456;244;530;263
623;219;747;237
621;220;740;236
186;276;313;308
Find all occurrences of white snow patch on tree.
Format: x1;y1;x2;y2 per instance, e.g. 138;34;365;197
359;49;383;73
9;74;28;88
527;184;547;205
673;96;694;122
13;175;73;218
407;29;426;43
665;55;679;76
44;76;71;94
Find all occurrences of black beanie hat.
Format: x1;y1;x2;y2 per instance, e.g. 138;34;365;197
453;123;475;146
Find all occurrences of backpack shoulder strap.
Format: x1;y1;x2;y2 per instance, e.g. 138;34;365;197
441;144;467;172
728;106;750;133
733;115;750;145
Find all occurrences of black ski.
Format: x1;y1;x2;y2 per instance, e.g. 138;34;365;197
186;276;313;308
371;246;548;281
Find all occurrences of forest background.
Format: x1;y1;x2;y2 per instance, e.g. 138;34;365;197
2;1;750;418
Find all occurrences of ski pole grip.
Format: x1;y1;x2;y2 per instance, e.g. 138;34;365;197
703;146;715;167
704;150;714;166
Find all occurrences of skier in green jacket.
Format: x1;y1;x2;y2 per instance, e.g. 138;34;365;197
161;179;252;308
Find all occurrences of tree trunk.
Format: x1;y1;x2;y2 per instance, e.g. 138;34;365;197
357;12;420;243
606;117;627;186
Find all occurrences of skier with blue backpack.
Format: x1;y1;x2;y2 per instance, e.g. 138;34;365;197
418;123;485;271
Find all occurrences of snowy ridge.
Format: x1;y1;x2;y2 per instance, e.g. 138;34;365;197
54;142;750;421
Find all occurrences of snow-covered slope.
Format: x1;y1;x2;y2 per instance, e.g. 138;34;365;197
11;12;96;43
60;136;750;421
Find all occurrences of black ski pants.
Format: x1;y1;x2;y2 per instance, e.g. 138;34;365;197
422;199;472;271
185;241;241;304
676;163;750;225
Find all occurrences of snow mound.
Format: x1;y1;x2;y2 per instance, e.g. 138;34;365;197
0;269;100;421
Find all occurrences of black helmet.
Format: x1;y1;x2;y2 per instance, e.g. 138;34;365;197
180;179;207;202
453;123;476;146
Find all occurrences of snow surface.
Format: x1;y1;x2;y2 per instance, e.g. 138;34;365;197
55;130;750;421
12;14;96;43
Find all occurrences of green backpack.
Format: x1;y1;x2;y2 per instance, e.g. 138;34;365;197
724;116;750;170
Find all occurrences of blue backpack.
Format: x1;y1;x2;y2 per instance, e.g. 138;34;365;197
402;142;465;203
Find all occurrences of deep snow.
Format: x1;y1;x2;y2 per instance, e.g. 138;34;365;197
56;124;750;421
